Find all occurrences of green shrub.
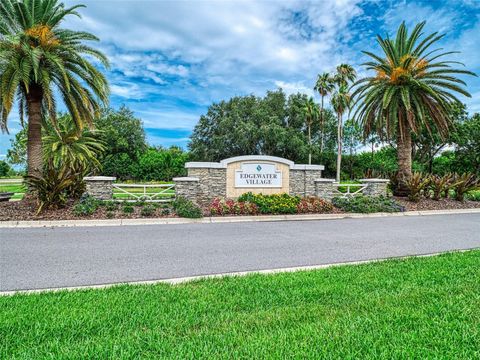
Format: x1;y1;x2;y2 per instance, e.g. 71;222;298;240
24;163;81;214
452;173;480;202
466;190;480;201
104;201;118;211
332;196;404;213
140;205;156;217
106;211;115;219
429;174;454;201
406;172;430;202
122;205;134;214
237;192;300;214
173;197;203;218
161;208;171;216
73;195;99;216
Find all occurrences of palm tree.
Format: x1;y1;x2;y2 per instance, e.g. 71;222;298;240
314;72;335;153
331;84;351;181
0;0;109;179
334;64;357;87
43;114;105;173
352;21;476;195
302;97;320;165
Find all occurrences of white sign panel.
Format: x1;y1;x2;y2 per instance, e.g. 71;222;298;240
235;163;282;188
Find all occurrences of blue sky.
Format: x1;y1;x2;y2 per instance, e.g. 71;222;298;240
1;0;480;160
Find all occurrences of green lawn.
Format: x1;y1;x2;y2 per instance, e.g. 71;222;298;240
1;251;479;359
0;183;25;200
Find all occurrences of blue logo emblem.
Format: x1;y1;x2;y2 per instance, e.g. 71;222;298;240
256;165;262;172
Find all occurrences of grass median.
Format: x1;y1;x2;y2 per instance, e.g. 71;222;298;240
1;250;480;358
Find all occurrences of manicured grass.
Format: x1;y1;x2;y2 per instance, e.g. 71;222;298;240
0;183;25;200
1;251;479;358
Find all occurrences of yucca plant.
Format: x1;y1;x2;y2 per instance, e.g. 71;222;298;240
0;0;109;179
452;173;480;202
352;21;476;196
24;160;80;213
406;172;430;202
429;173;454;200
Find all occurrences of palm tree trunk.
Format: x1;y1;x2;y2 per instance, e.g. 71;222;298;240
395;123;412;196
308;122;312;165
26;85;44;179
320;96;324;154
336;113;342;182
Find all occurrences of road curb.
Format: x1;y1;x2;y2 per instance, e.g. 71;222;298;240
0;249;474;296
1;208;479;228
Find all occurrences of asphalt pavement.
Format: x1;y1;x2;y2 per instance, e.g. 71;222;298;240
1;213;479;291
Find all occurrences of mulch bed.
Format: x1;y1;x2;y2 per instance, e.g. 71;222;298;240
394;197;480;211
0;200;175;221
1;197;479;221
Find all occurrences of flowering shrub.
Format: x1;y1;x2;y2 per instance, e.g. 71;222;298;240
209;198;259;216
237;192;300;214
297;197;334;213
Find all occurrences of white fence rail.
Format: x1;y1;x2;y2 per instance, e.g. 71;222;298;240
332;183;367;198
112;183;175;202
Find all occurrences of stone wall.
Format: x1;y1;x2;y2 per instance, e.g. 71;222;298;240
173;177;200;204
290;168;323;197
83;176;116;200
314;179;336;200
360;179;390;197
187;168;226;205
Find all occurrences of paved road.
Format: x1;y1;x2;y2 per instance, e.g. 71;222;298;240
1;214;479;291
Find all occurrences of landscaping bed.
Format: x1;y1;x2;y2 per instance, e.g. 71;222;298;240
2;251;479;358
1;194;479;222
394;197;480;211
0;199;176;221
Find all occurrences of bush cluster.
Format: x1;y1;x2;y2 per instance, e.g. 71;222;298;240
332;196;405;213
405;172;480;202
238;192;300;214
173;197;203;218
297;197;334;213
209;198;259;216
210;193;335;216
73;195;99;216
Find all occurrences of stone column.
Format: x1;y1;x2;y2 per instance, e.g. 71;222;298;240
173;177;200;204
360;179;390;197
83;176;116;200
314;179;336;201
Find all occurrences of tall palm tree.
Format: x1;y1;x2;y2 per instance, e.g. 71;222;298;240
352;21;476;195
334;64;357;87
0;0;109;179
314;72;335;153
302;97;320;165
331;84;351;182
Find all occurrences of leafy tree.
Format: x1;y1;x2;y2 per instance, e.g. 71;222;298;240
133;147;188;181
332;83;353;181
342;119;363;179
6;127;27;169
353;21;476;195
302;97;320;164
314;72;335;153
451;113;480;174
0;160;12;177
412;102;467;173
95;106;147;178
0;0;109;179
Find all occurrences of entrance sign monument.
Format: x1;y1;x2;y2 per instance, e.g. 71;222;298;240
235;163;282;188
173;155;330;204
